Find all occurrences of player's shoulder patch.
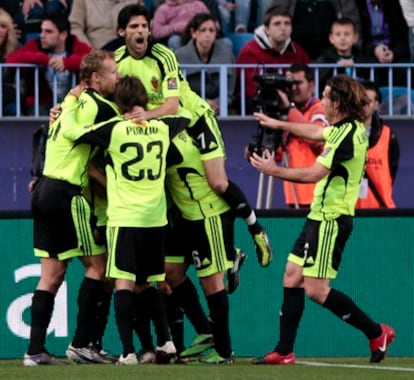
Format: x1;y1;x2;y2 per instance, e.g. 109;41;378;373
167;78;178;90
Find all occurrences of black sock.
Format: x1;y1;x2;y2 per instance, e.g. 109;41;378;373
275;287;305;355
172;277;211;334
140;287;170;347
206;290;232;358
220;180;262;232
133;293;154;351
323;288;382;339
165;294;185;353
27;290;55;355
92;284;113;351
114;289;136;356
71;277;104;348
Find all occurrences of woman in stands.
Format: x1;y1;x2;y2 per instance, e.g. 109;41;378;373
0;7;20;115
175;13;235;114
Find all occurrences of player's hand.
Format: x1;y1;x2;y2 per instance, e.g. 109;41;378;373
28;177;39;192
249;149;278;176
125;105;146;121
157;281;172;295
253;112;281;129
49;103;62;123
68;84;85;98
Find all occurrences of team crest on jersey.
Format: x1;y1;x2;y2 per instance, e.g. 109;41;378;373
167;78;178;89
151;77;159;89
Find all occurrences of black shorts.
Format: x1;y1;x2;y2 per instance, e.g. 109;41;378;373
106;226;167;284
32;177;104;260
289;216;353;279
166;211;235;277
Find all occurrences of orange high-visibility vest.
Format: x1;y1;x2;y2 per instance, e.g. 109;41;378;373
283;100;325;207
356;125;396;208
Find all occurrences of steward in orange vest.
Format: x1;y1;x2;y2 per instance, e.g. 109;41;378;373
356;112;399;208
281;96;327;208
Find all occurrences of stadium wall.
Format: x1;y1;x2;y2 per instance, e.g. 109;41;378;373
0;118;413;211
1;213;413;359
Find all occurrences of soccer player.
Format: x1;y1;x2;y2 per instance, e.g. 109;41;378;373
248;74;395;364
114;4;272;268
164;125;243;364
63;75;190;365
23;50;120;366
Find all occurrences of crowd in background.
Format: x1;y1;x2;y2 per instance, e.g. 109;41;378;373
0;0;413;116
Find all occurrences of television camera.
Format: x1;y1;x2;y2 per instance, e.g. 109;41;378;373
248;73;299;155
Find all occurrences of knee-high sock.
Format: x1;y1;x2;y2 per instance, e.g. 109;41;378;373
140;287;170;347
27;290;55;355
171;277;211;334
114;289;136;356
91;283;113;351
323;288;382;339
206;290;232;358
220;180;261;234
71;277;104;348
133;292;154;351
275;287;305;355
165;293;185;353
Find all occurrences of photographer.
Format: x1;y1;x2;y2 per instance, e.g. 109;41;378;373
277;64;328;209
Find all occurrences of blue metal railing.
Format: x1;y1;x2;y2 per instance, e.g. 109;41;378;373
1;63;413;118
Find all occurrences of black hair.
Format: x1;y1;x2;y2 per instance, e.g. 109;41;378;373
43;13;71;33
182;13;218;45
117;4;151;30
288;63;314;82
360;80;382;103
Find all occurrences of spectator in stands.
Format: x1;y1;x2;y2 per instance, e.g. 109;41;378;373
215;0;235;35
215;0;251;34
275;64;328;209
22;0;72;39
355;0;410;86
0;0;26;43
234;0;252;33
6;14;91;115
69;0;142;49
356;80;399;209
151;0;210;51
315;18;373;94
235;6;311;115
399;0;414;62
256;1;361;60
0;7;21;115
175;13;235;114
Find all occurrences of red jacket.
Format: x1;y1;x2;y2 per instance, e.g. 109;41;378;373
6;35;92;109
236;26;311;99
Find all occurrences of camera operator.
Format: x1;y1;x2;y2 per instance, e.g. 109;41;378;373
277;64;328;209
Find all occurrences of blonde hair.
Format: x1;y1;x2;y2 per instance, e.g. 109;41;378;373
0;8;18;61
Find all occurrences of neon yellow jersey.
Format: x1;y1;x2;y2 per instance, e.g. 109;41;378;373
42;89;119;187
166;130;230;221
309;118;368;220
64;113;190;227
115;43;180;110
114;42;210;123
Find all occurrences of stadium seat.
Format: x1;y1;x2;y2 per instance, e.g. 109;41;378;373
378;86;414;116
227;33;254;56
